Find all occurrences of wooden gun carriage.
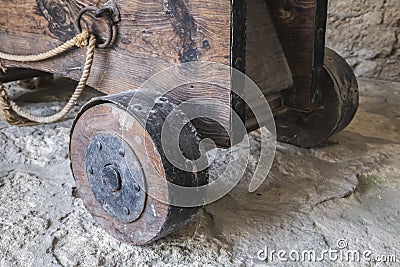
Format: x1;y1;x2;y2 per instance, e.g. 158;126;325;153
0;0;358;244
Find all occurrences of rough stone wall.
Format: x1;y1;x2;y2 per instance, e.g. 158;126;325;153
326;0;400;81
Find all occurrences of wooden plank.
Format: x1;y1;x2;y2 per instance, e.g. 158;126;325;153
244;0;293;131
246;0;293;95
0;0;236;146
0;0;231;93
266;0;328;111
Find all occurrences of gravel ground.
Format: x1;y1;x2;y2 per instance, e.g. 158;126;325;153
0;78;399;266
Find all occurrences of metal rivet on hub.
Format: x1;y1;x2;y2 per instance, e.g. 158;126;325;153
134;184;141;192
96;141;103;151
123;207;130;215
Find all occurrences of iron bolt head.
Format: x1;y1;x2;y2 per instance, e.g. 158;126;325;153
96;141;103;151
134;184;141;192
101;165;122;192
123;207;130;215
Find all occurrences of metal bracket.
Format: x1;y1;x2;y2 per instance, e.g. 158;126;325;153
97;0;121;24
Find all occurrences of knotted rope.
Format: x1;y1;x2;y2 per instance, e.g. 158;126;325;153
0;31;96;126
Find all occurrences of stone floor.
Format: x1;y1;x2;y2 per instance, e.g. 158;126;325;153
0;78;399;266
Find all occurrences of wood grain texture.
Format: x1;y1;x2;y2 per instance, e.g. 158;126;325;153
0;0;231;93
266;0;325;110
244;0;293;131
70;91;209;244
0;0;236;146
246;0;293;95
70;103;170;244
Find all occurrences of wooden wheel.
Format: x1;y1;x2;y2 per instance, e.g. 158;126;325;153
70;90;208;245
276;48;359;148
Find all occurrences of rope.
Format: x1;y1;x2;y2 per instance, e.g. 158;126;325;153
0;83;37;126
0;31;96;126
0;63;7;73
0;31;90;62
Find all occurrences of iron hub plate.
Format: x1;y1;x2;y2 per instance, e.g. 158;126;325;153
85;134;146;223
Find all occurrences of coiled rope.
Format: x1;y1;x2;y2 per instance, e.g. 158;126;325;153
0;31;96;126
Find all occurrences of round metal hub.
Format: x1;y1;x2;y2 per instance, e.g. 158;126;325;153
102;164;122;192
85;134;146;223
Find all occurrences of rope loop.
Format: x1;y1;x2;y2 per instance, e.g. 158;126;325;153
76;6;115;49
0;32;97;126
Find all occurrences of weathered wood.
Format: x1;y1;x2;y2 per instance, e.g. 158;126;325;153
1;0;360;246
0;0;232;91
246;0;293;95
71;103;171;244
0;0;354;148
265;0;328;111
0;0;236;146
275;48;359;147
245;0;293;131
70;91;208;244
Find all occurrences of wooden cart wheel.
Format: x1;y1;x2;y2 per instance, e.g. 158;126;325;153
70;90;208;245
276;48;359;148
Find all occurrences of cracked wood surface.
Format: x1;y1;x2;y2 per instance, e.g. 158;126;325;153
0;0;231;94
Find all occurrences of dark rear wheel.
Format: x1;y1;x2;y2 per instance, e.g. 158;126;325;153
276;48;359;148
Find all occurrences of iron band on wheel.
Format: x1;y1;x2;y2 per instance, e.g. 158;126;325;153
76;6;115;49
